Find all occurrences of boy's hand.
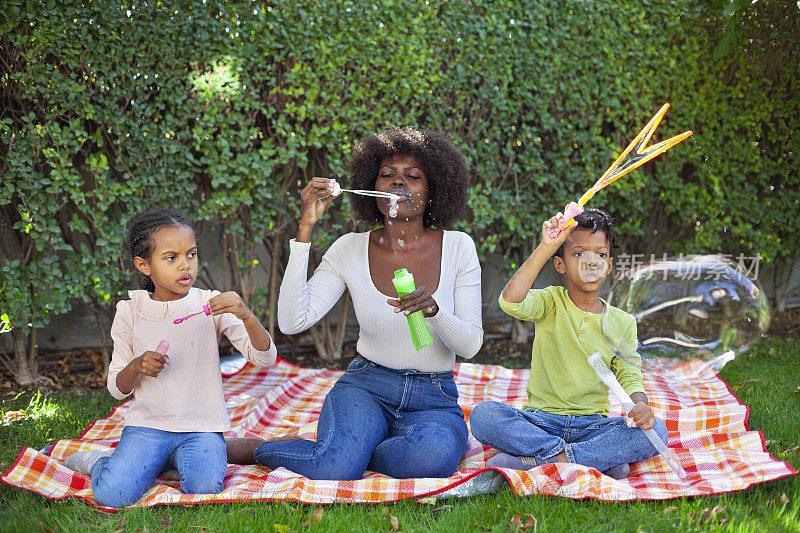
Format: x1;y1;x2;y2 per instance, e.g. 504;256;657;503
625;401;656;430
209;291;253;321
541;213;575;251
134;350;169;378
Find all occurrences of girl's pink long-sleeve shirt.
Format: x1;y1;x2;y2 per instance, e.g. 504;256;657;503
108;288;277;432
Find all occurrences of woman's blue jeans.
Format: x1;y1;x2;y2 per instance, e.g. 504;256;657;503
470;401;668;472
90;426;227;508
254;356;469;480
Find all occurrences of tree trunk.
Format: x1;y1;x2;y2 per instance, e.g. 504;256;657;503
12;328;33;385
309;317;333;361
308;293;351;362
91;308;111;377
511;319;530;345
27;327;37;378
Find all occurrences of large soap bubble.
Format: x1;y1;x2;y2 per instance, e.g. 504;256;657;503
602;255;770;371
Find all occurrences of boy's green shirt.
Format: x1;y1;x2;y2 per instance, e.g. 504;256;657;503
499;285;644;416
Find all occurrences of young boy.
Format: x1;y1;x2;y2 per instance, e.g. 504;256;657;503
470;209;668;479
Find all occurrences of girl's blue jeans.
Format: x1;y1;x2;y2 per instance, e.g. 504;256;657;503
90;426;227;508
470;400;669;472
254;356;469;480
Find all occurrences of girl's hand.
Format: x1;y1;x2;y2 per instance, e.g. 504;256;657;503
209;291;253;321
388;287;439;318
135;350;169;378
299;177;337;229
541;213;575;251
625;401;656;430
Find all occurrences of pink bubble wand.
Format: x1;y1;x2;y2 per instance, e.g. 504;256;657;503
547;103;693;238
173;304;211;325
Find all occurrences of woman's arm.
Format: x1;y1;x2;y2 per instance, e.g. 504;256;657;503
277;237;348;335
277;177;347;335
426;233;484;359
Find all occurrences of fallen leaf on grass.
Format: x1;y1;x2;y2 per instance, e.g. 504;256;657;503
431;505;452;516
509;513;537;531
160;517;171;529
780;493;790;504
416;497;437;505
663;505;677;514
301;507;323;527
689;505;727;524
389;515;399;532
779;446;800;458
273;524;290;533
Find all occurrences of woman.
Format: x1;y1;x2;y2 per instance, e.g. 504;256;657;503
228;127;483;480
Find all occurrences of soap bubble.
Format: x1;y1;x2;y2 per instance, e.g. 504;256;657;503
601;255;770;371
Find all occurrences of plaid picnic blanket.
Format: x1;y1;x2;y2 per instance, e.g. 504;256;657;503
3;357;796;508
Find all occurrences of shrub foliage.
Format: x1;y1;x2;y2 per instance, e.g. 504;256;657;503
1;0;797;382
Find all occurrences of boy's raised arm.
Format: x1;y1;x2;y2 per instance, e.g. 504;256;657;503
501;213;575;303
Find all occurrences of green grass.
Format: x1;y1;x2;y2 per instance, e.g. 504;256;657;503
1;336;798;532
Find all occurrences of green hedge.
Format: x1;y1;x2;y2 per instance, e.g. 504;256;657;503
1;0;797;381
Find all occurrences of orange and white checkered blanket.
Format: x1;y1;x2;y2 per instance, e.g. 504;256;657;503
3;358;796;508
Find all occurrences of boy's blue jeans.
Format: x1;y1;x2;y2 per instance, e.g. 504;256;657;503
470;401;669;472
254;356;469;480
90;426;227;508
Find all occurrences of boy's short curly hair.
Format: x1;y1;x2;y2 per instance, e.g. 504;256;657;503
554;208;619;258
346;127;469;228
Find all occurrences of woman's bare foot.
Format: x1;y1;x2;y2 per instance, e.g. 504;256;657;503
225;437;265;464
225;434;304;464
267;433;303;442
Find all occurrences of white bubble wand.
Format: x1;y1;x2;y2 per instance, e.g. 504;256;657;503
587;352;687;480
319;178;402;218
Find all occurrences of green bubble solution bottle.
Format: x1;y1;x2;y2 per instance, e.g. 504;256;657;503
392;268;434;350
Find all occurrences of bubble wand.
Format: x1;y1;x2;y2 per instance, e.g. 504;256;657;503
173;304;211;325
587;352;688;480
546;104;693;238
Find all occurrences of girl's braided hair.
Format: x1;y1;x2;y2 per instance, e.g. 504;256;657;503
128;208;194;292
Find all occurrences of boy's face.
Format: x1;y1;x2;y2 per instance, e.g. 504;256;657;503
553;228;612;292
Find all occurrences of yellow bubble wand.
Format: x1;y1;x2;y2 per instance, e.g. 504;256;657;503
546;103;693;238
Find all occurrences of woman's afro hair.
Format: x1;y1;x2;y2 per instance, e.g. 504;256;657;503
346;127;469;228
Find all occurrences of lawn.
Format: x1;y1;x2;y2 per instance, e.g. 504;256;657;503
0;335;798;533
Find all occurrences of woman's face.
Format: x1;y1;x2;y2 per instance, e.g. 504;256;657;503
375;154;429;220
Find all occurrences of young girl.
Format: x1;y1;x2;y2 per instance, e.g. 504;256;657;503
63;208;277;508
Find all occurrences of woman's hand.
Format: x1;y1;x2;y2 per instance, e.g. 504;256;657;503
209;291;253;321
298;177;337;241
388;287;439;318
